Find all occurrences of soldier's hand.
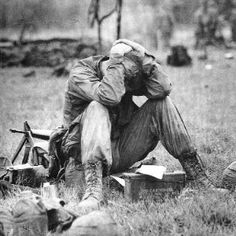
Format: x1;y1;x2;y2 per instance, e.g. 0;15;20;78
113;39;146;57
110;43;132;56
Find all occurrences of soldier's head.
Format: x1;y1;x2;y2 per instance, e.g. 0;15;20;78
123;50;145;92
102;48;145;92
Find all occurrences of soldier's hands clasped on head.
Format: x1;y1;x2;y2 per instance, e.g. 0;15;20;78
113;39;146;57
112;39;156;71
110;43;132;56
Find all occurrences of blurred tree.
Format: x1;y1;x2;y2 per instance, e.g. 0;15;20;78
18;1;36;44
230;9;236;42
88;0;123;52
156;5;174;49
116;0;122;40
0;1;7;28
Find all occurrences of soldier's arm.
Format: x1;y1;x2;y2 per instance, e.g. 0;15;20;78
143;60;172;99
112;39;172;98
69;56;126;106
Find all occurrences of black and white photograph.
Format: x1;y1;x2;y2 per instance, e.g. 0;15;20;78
0;0;236;235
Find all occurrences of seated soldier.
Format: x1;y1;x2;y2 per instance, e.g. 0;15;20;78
58;39;213;210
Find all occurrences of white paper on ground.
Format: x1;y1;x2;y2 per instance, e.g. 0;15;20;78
135;165;166;180
110;175;125;187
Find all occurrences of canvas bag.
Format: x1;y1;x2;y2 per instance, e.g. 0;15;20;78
0;208;14;236
12;198;48;236
64;210;120;236
12;196;75;235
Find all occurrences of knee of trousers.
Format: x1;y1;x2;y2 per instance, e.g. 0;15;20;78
83;101;110;120
152;96;172;107
144;97;173;115
81;101;112;172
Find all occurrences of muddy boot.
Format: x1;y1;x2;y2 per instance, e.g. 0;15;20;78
77;161;103;212
178;152;215;189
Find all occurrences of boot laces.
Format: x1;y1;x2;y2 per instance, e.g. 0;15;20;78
83;162;102;200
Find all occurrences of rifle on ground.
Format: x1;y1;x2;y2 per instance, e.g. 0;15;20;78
9;121;52;164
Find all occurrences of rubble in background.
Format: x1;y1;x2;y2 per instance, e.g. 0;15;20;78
0;37;111;76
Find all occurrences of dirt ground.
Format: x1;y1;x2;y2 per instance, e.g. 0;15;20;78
0;47;236;235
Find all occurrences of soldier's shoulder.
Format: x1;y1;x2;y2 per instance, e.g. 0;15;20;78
78;55;103;65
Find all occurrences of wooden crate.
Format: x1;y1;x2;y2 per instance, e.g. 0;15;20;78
123;171;186;201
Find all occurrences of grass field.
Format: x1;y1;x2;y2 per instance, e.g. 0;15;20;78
1;47;236;235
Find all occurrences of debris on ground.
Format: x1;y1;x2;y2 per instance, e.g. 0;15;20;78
0;37;111;70
198;53;208;60
23;70;36;77
224;52;234;59
0;184;120;236
205;64;213;70
167;45;192;66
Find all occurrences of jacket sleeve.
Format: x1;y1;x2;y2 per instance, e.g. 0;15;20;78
143;59;172;99
68;56;126;106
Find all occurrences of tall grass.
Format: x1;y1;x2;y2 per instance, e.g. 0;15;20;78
1;46;236;234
